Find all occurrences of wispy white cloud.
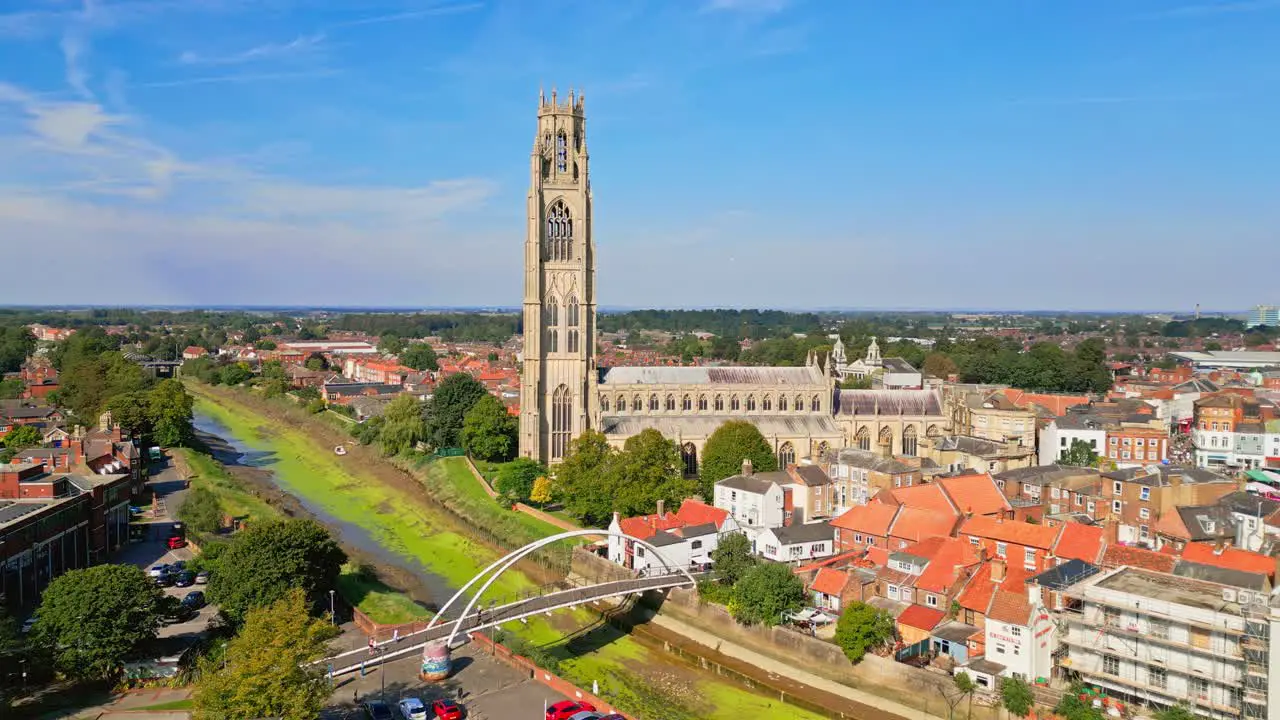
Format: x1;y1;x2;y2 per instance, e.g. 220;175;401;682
179;33;326;66
330;1;484;29
60;31;92;98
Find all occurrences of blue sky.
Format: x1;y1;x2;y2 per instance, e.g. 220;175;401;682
1;0;1277;311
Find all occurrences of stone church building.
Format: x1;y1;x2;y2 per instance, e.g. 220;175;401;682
518;90;946;470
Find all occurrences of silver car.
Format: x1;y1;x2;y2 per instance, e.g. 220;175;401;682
397;698;428;720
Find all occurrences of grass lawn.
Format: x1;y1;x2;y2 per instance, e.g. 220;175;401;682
336;563;433;625
175;447;277;521
134;699;195;710
189;386;826;720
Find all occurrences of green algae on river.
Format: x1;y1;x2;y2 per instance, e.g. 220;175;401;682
189;388;828;720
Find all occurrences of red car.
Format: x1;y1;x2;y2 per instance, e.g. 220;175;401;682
166;536;186;549
545;701;595;720
431;699;463;720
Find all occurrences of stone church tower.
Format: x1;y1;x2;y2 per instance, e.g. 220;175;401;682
519;89;597;464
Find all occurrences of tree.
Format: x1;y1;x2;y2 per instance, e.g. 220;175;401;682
1;425;41;452
220;362;253;386
423;373;488;449
710;532;756;585
923;352;959;379
611;429;696;517
378;333;405;355
555;430;619;524
32;565;165;679
833;601;895;663
400;342;439;371
192;589;338;720
495;457;547;503
0;377;22;400
461;394;518;461
699;420;779;498
1054;690;1104;720
377;395;427;456
530;475;553;506
954;672;977;720
303;352;328;371
1000;676;1034;718
839;376;874;389
1152;705;1198;720
60;352;149;422
206;519;346;625
730;562;805;626
149;379;194;446
107;390;155;438
0;326;36;374
1060;439;1099;468
1203;340;1223;352
254;339;278;351
179;486;224;534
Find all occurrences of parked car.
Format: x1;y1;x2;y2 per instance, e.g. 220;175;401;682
566;713;601;720
195;570;210;585
181;591;205;609
164;604;196;623
166;536;187;549
170;560;186;571
174;571;196;587
361;701;394;720
397;698;428;720
148;564;169;578
430;699;463;720
154;572;175;587
545;701;595;720
597;715;626;720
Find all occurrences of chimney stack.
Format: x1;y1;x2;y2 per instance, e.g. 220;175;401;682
656;499;665;517
742;458;754;477
991;557;1007;583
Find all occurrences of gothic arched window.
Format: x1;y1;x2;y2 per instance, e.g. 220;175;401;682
810;395;821;412
856;427;871;451
779;395;789;412
730;395;740;411
698;395;708;411
548;329;558;353
556;131;568;172
600;395;610;412
746;395;756;412
665;395;676;411
878;426;894;455
762;395;772;411
545;296;559;326
616;395;625;412
682;394;692;411
681;443;698;477
714;395;724;411
778;442;795;468
567;296;580;327
903;425;919;457
545;201;573;262
567;329;579;353
649;394;659;411
794;395;804;412
551;385;571;460
632;395;642;412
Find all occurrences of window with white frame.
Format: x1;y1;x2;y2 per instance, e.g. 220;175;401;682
1113;481;1123;495
1112;500;1122;513
1139;507;1149;520
1024;547;1036;568
926;594;938;607
888;585;899;599
1140;487;1150;501
996;542;1007;557
1103;655;1119;675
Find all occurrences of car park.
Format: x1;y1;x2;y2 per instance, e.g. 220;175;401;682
148;564;169;578
181;591;205;609
195;571;209;585
154;572;175;587
545;701;595;720
430;699;463;720
167;536;187;549
397;698;428;720
361;701;394;720
174;571;196;587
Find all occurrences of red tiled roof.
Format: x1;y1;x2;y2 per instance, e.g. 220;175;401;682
986;588;1032;625
1102;544;1178;573
1182;542;1276;577
864;546;890;567
937;473;1011;517
618;513;682;541
890;484;958;516
1000;389;1091;416
675;498;730;529
897;604;946;631
890;507;958;543
1053;523;1106;564
831;503;899;536
794;549;865;574
810;567;850;596
956;561;1031;614
959;516;1059;550
1152;511;1191;541
913;537;982;593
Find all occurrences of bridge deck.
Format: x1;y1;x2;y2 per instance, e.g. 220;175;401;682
324;573;692;676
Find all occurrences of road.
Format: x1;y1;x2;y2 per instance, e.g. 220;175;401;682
325;644;571;720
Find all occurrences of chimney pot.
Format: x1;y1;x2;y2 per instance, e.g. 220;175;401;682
742;458;754;476
656;499;665;517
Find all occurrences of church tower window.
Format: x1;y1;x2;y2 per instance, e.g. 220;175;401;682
567;296;579;326
556;131;568;172
568;329;579;353
545;201;573;262
551;385;571;460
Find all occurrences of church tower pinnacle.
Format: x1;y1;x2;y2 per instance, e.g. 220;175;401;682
519;88;595;464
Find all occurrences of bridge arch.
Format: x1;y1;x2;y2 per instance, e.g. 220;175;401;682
429;528;696;648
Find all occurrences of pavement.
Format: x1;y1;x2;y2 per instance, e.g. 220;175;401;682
324;644;569;720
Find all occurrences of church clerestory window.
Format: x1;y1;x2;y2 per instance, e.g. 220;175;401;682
632;395;642;412
649;394;659;411
682;394;692;411
810;395;821;412
730;395;740;411
762;395;772;412
698;395;708;411
746;395;756;412
794;395;804;412
545;201;573;262
665;395;676;411
714;395;724;411
779;395;788;412
600;395;610;412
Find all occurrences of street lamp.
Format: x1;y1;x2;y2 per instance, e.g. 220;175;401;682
329;589;336;625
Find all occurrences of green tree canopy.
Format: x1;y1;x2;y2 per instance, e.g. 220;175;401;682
1060;439;1099;467
612;429;697;517
206;518;347;625
303;352;328;371
2;424;42;452
495;457;547;502
33;564;165;679
1152;705;1199;720
556;430;620;525
424;373;489;449
400;342;439;371
833;601;895;663
377;394;427;456
192;588;338;720
179;486;224;534
0;326;36;374
106;390;155;438
60;351;149;422
377;333;405;355
220;362;253;386
731;562;805;626
149;379;194;446
1000;676;1034;718
462;394;518;461
710;532;757;586
699;420;778;498
0;377;22;400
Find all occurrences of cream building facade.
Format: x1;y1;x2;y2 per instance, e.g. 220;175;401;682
518;92;946;468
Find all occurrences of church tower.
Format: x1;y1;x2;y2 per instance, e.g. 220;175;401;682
519;88;596;464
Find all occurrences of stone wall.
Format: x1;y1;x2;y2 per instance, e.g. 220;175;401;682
570;546;638;585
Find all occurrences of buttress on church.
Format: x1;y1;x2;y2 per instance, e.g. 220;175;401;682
518;90;947;471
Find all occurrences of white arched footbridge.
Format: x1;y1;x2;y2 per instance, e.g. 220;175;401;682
320;529;695;677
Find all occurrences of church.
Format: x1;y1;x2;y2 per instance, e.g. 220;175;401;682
518;90;946;470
